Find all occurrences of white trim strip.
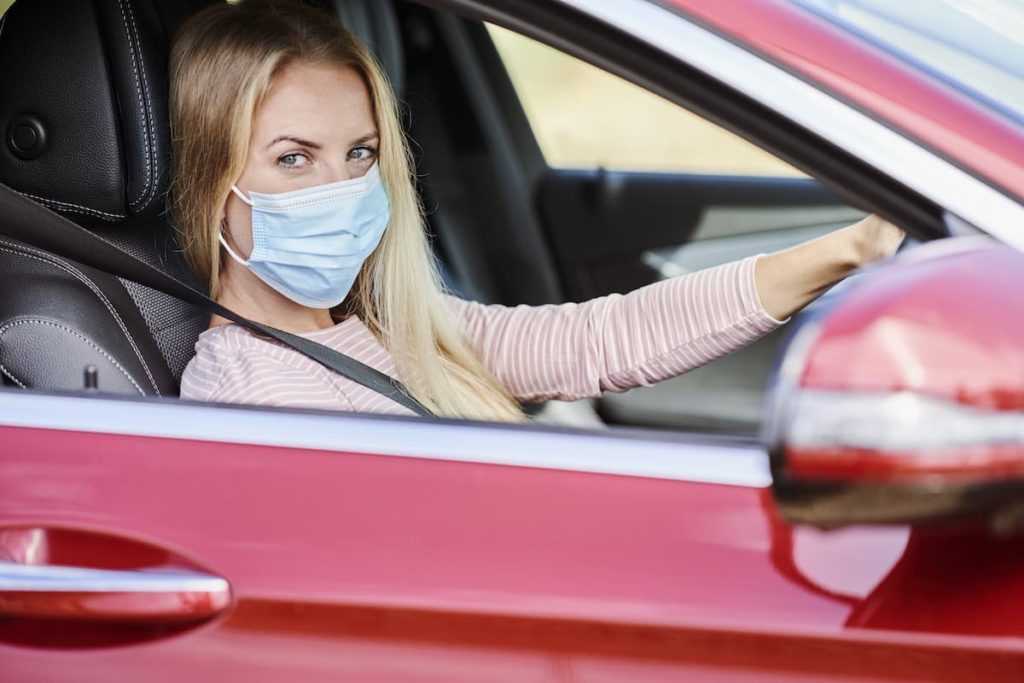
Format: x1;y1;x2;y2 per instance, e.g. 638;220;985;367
789;389;1024;452
0;390;770;488
554;0;1024;250
0;561;229;594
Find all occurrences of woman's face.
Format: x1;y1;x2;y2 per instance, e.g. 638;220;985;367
222;61;379;258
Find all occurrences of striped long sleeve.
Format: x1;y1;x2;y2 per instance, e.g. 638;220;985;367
179;255;785;415
448;255;783;403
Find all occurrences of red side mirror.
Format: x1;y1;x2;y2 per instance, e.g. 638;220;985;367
765;237;1024;530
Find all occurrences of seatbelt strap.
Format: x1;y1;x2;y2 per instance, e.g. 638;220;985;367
0;184;433;417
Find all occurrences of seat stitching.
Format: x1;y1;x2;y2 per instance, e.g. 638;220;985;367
20;190;126;221
0;358;28;388
0;319;146;395
0;240;161;394
116;0;155;210
125;0;159;208
0;240;162;394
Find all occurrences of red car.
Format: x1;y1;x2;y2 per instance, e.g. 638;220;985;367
1;0;1023;680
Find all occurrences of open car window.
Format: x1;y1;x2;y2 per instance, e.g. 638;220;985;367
486;23;805;178
472;20;867;434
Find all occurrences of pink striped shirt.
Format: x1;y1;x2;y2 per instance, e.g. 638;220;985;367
179;255;785;415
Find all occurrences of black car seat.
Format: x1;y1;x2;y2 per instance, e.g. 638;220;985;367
0;0;219;395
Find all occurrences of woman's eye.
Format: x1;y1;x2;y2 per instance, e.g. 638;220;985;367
348;145;377;162
277;152;310;169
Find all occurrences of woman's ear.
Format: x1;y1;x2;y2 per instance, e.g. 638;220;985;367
219;192;230;231
219;190;238;239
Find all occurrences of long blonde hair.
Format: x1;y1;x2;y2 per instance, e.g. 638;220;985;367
169;1;523;421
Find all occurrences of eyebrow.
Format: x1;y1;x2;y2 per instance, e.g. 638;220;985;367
350;132;380;146
266;132;379;150
267;135;321;150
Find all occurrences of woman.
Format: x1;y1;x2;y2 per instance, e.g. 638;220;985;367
172;1;903;421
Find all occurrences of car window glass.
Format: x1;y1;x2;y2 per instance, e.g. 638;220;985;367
486;23;805;177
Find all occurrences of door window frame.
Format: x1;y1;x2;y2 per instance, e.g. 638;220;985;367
422;0;1024;248
0;389;771;487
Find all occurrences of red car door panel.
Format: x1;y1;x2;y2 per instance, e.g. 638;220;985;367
2;394;1024;681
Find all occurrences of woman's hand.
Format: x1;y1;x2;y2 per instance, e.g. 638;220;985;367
754;214;905;321
848;213;905;266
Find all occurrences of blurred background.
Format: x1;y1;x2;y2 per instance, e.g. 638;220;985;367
486;24;801;177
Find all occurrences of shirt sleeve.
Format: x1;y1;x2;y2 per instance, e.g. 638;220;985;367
446;254;786;403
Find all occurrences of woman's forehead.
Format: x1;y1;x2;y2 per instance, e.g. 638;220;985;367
253;61;375;145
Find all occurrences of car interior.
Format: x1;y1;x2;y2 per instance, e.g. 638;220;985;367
0;0;878;436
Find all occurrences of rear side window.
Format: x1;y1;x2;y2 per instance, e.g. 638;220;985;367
487;23;805;177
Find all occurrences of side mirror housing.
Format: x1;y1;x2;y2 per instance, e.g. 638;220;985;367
764;238;1024;530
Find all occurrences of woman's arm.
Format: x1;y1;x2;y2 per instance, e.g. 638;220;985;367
448;256;783;403
449;214;903;404
755;214;904;320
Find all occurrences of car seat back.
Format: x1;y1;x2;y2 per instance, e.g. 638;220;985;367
0;0;218;395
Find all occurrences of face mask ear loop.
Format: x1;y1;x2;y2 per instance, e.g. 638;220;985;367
231;185;255;206
222;186;254;266
219;231;250;266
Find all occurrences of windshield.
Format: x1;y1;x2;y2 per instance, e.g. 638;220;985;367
791;0;1024;125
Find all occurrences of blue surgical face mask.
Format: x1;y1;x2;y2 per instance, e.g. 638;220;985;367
220;162;390;309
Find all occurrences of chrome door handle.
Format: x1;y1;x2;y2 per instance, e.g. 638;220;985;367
0;560;231;622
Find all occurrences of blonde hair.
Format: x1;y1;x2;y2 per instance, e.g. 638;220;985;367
169;1;523;421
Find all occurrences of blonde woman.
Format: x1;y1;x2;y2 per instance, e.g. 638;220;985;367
173;1;903;421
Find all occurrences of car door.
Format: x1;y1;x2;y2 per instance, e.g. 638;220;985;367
5;391;1024;681
0;390;818;681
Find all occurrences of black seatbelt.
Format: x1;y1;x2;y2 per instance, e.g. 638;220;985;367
0;184;432;417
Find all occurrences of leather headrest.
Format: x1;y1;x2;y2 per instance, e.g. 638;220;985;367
0;0;216;223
